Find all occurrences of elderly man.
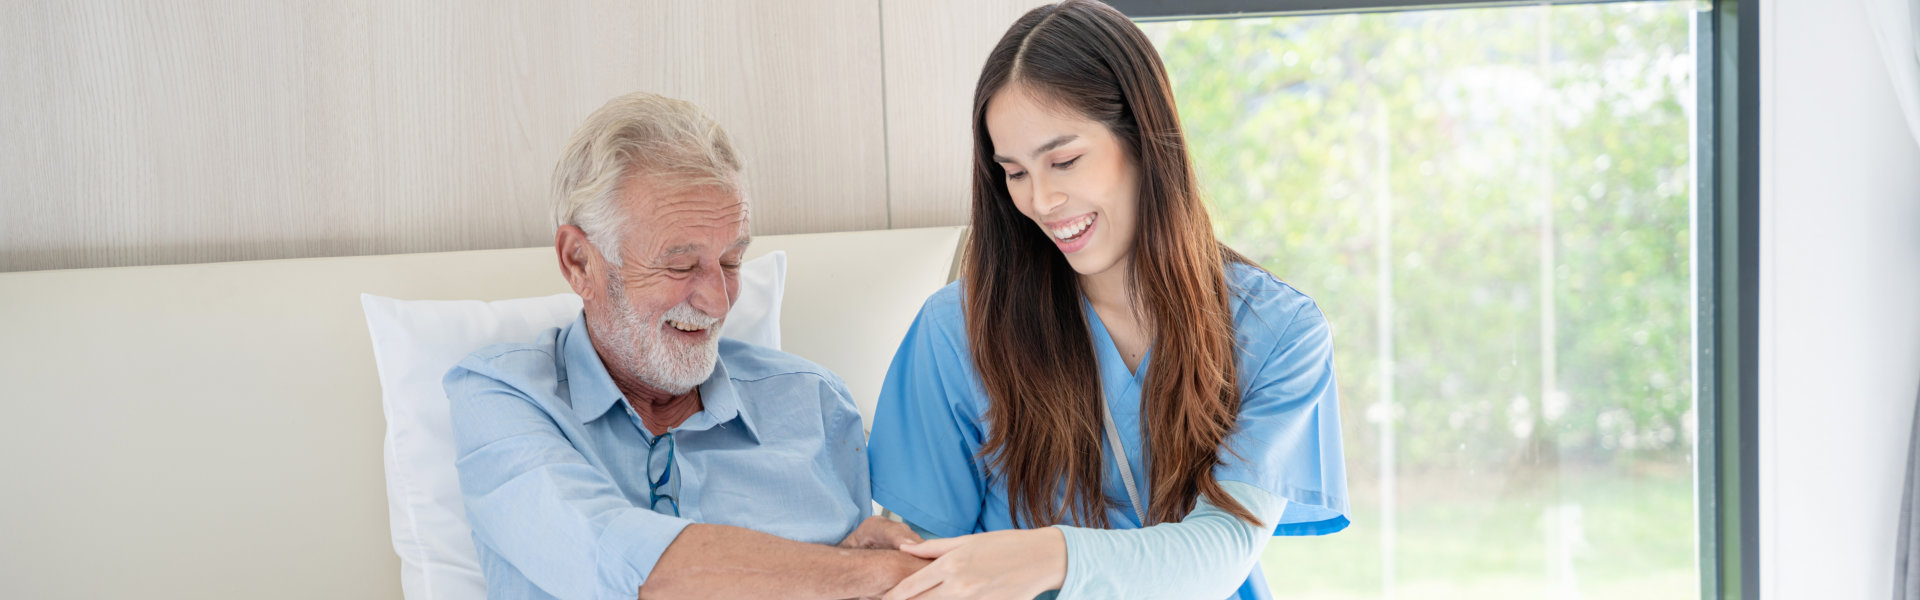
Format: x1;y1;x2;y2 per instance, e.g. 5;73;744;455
443;92;924;599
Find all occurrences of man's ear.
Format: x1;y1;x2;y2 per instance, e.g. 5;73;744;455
555;225;600;301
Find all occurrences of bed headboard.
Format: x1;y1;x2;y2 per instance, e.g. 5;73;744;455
0;226;965;600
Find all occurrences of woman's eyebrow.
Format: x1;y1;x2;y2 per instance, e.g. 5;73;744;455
992;134;1079;163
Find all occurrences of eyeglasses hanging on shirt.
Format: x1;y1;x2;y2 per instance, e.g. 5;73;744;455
623;399;681;518
646;432;679;517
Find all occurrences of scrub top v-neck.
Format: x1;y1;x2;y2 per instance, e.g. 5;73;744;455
1084;297;1152;526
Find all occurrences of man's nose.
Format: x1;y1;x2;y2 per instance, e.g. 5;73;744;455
690;266;731;318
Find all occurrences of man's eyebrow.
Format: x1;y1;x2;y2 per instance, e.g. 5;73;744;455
658;243;702;258
991;134;1079;164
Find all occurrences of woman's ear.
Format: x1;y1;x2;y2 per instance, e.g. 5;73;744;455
555;225;600;301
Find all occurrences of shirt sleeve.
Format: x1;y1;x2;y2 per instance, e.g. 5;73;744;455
820;371;875;522
866;294;988;538
1219;299;1352;536
445;360;693;600
1053;481;1287;599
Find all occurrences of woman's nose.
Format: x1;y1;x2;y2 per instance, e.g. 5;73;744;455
1032;178;1067;214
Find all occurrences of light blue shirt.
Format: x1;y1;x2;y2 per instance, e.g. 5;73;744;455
868;262;1350;599
444;314;871;600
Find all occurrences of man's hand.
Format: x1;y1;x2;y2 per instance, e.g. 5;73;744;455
838;516;924;550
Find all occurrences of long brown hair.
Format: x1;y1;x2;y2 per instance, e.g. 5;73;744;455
964;0;1258;528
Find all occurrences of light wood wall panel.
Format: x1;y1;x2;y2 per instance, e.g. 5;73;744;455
880;0;1052;228
0;1;887;272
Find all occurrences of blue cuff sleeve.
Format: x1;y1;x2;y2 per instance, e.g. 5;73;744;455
595;512;692;599
868;293;989;539
1053;481;1287;600
1220;300;1350;535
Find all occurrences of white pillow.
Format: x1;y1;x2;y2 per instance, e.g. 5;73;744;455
361;251;785;600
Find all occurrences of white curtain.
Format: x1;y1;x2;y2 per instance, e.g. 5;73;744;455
1854;3;1919;598
1861;0;1920;145
1901;383;1920;599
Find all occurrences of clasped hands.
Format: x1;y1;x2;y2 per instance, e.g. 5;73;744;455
838;517;1068;599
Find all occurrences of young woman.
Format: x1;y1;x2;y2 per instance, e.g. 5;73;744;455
867;1;1350;598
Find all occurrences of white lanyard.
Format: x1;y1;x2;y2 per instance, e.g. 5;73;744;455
1100;391;1148;525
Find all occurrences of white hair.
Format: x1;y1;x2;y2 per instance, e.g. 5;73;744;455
552;92;744;265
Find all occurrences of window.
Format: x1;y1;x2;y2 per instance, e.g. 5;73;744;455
1137;2;1701;597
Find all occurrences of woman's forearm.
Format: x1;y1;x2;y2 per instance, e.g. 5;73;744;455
1052;481;1287;599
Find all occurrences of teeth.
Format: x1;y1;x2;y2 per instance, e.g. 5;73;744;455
662;305;717;333
1050;214;1095;240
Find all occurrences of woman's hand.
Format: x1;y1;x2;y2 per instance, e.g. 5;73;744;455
880;527;1068;600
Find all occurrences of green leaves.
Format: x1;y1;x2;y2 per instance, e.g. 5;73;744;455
1145;2;1695;469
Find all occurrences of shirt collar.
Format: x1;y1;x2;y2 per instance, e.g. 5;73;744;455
559;313;626;424
683;357;759;441
559;313;759;441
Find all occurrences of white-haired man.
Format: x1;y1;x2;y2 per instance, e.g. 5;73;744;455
444;92;925;599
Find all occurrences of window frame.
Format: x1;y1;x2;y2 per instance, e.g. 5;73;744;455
1107;0;1761;597
1114;0;1672;20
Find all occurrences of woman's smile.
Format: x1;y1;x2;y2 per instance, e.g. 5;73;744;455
1045;212;1099;253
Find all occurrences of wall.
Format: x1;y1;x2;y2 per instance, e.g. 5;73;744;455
0;1;1050;272
881;0;1050;227
1759;0;1920;597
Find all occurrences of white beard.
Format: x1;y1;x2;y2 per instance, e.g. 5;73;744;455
597;272;722;395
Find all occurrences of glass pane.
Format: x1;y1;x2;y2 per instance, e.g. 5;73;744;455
1140;3;1697;598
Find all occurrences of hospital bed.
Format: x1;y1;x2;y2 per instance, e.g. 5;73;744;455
0;225;966;599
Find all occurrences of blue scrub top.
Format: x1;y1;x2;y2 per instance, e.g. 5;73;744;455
868;262;1351;599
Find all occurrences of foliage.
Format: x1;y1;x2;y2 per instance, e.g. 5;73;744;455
1141;4;1698;596
1143;2;1695;472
